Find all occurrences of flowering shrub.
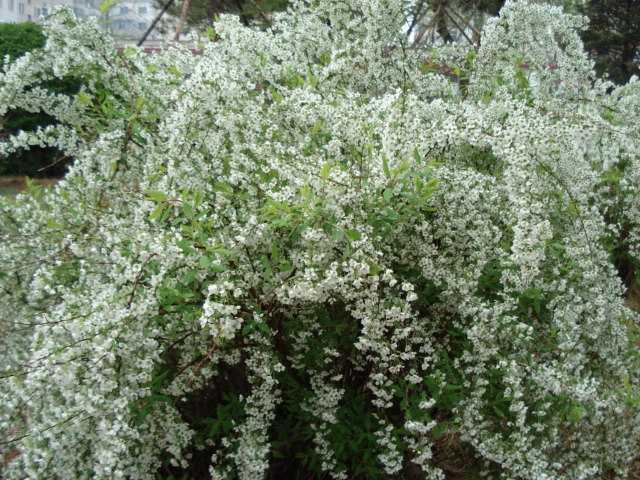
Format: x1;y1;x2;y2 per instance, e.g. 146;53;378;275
0;21;77;177
2;1;640;479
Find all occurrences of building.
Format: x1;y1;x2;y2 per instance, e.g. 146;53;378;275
102;0;158;41
0;0;160;43
0;0;24;22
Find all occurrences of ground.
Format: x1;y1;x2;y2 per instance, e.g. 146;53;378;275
0;176;57;196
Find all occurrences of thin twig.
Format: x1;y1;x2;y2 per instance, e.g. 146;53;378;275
0;411;86;446
37;154;69;173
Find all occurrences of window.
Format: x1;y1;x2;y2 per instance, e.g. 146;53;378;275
41;6;48;15
9;0;14;11
119;5;127;14
138;5;146;13
138;21;145;29
0;0;4;9
18;2;24;13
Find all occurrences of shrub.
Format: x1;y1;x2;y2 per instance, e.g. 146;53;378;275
0;21;74;177
0;22;45;61
1;2;640;479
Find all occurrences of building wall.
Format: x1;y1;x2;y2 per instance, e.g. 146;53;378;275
103;0;158;40
27;0;98;22
0;0;160;43
0;0;22;23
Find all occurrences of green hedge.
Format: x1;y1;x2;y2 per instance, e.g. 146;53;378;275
0;22;73;178
0;22;45;61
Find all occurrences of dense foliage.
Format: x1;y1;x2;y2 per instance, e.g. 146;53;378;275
0;22;45;62
0;21;73;177
2;1;640;479
580;0;640;84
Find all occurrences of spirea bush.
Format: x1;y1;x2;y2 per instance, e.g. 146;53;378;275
2;1;640;479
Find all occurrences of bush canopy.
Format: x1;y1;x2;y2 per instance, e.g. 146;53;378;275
2;2;640;479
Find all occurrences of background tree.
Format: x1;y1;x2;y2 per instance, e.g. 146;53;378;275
407;0;504;46
158;0;288;32
580;0;640;84
406;0;640;86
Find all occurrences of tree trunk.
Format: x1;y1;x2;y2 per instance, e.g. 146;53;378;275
174;0;192;41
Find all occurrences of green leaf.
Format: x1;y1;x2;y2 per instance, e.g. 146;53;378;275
205;26;217;41
382;207;399;221
567;200;580;219
177;239;194;255
344;229;361;242
121;46;137;59
99;0;119;13
492;404;507;418
423;178;439;196
209;246;233;258
182;202;194;219
319;51;331;66
145;190;168;202
382;155;390;178
567;403;586;423
213;182;234;196
270;243;280;263
148;393;172;404
47;219;64;229
149;204;165;221
198;256;212;268
367;262;381;276
205;259;226;273
320;161;332;180
76;91;92;106
260;255;273;277
167;64;181;77
515;67;529;90
279;260;293;272
200;258;224;273
269;87;283;103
